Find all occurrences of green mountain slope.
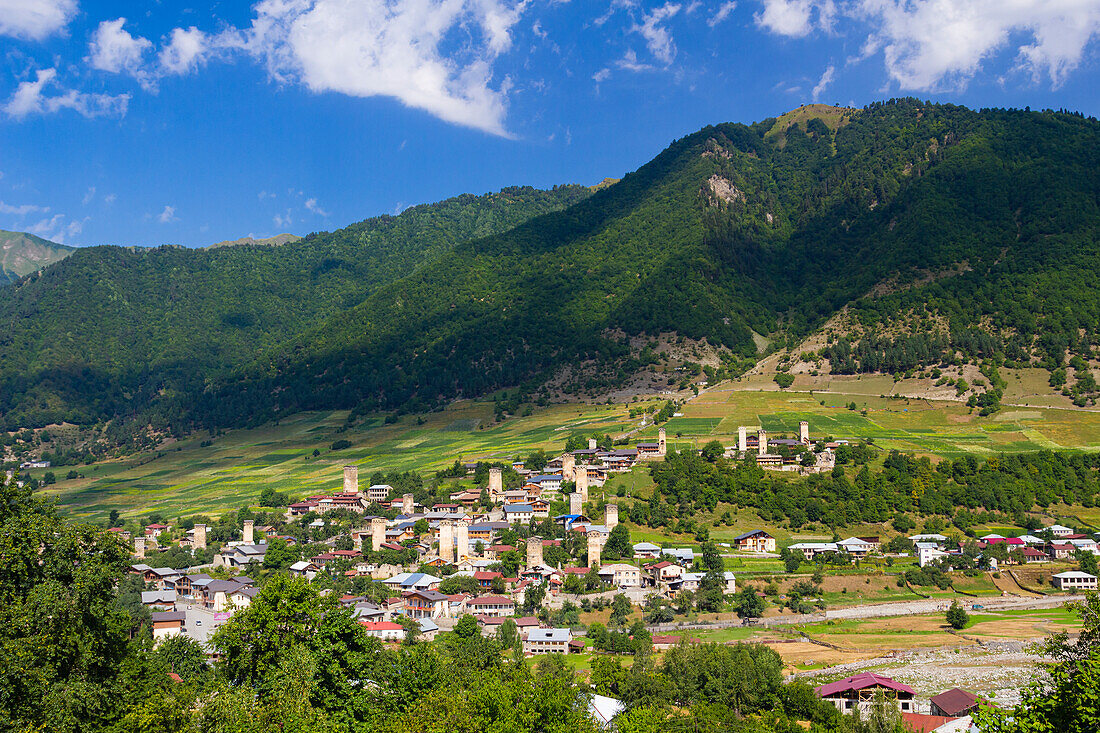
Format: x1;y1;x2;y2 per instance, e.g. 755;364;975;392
0;185;591;432
197;100;1100;427
0;230;74;285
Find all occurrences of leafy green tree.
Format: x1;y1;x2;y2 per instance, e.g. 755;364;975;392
262;536;297;570
610;593;632;627
453;614;479;639
1077;549;1100;577
734;587;765;619
603;523;632;560
946;600;970;629
701;440;724;462
156;635;207;681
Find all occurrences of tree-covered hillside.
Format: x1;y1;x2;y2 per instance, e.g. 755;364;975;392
195;100;1100;429
3;100;1099;441
0;186;590;433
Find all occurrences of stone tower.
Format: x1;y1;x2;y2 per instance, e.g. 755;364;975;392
343;465;358;494
738;426;748;453
799;421;810;445
587;530;603;566
455;521;470;561
575;464;589;502
243;520;254;545
588;438;597;450
193;524;207;550
605;504;619;531
402;493;414;515
371;516;387;552
758;429;767;456
439;520;455;564
658;427;667;456
562;452;576;481
488;467;503;497
569;492;583;516
134;536;146;559
526;535;544;569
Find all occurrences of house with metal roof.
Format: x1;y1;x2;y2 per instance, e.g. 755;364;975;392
1052;570;1098;590
929;688;980;717
382;572;442;591
815;672;916;715
732;530;776;553
523;627;573;655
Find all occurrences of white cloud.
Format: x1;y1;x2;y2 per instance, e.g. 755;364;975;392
616;48;654;72
304;197;330;217
273;210;292;228
3;68;131;119
89;18;155;89
159;26;208;75
229;0;526;136
104;193;117;204
632;2;681;65
82;187;96;205
858;0;1100;90
709;1;737;27
0;0;77;40
27;212;83;244
755;0;1100;91
0;200;46;216
811;63;834;100
592;67;611;82
754;0;830;37
157;205;177;223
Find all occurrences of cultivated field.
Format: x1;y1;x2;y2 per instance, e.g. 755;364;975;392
32;380;1100;522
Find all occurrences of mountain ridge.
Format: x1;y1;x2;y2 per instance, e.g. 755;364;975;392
2;100;1099;447
0;230;74;285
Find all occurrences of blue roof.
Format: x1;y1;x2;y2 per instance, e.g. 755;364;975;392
505;504;535;512
531;474;561;482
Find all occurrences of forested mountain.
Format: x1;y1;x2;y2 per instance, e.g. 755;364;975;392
2;100;1099;441
193;100;1100;429
0;230;74;285
0;186;591;432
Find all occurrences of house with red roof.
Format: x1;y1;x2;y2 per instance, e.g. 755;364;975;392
360;621;406;641
929;688;980;718
815;672;916;715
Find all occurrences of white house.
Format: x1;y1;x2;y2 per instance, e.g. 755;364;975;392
1047;524;1075;538
1052;571;1098;591
674;571;736;593
837;537;876;557
504;504;535;524
360;621;406;641
632;542;662;559
788;542;839;560
523;627;573;655
598;563;642;588
909;533;948;546
919;546;949;567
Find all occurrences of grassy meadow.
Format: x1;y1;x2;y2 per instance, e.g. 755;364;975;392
31;377;1100;523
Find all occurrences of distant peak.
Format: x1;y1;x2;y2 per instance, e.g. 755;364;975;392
206;233;302;249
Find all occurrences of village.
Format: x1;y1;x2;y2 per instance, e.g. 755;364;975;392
103;418;1100;732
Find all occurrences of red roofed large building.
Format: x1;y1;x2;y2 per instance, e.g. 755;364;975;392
815;672;916;715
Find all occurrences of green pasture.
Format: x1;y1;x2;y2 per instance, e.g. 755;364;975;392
32;379;1100;522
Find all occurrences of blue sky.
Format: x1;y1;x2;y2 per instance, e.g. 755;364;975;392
0;0;1098;247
